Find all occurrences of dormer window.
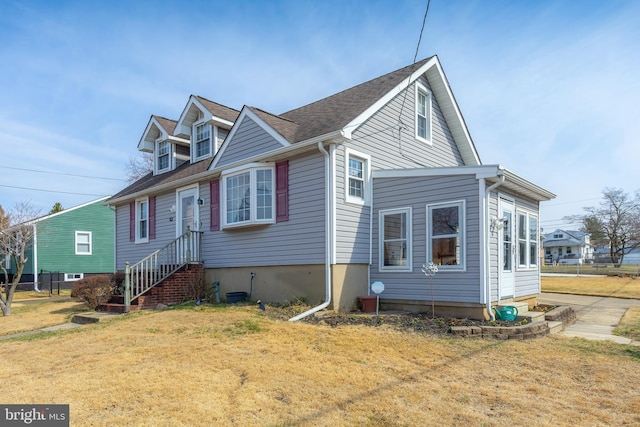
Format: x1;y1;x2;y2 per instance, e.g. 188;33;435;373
194;122;211;160
415;82;432;144
157;140;170;172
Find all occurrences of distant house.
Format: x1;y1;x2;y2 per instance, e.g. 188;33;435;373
542;229;593;265
107;56;555;319
3;197;115;290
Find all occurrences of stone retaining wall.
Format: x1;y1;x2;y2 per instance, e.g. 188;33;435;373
450;321;549;340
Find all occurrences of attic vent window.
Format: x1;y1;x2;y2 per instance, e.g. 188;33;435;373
415;82;432;144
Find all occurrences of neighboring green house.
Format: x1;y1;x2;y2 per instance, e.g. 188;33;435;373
4;197;115;290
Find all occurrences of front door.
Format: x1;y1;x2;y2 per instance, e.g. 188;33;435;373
177;187;199;262
499;198;515;299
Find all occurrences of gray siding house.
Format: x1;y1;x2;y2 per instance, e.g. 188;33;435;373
107;56;555;319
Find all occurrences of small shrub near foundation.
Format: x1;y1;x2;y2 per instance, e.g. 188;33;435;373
71;275;114;309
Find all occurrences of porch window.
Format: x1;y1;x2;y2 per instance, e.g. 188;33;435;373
345;149;370;205
222;165;274;228
136;197;149;243
75;231;92;255
194;122;211;160
517;211;539;268
379;208;412;271
415;82;432;144
428;201;465;269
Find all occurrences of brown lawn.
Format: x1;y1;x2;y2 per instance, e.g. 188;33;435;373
1;303;639;426
542;275;640;299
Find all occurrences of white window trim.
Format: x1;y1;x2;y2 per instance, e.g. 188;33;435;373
155;138;172;174
135;196;149;244
193;120;212;162
65;273;84;281
379;207;412;272
415;82;433;145
516;209;539;270
427;200;466;271
75;231;92;255
3;254;9;269
345;148;371;206
221;163;275;229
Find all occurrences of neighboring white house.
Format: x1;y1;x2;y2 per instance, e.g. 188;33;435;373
543;229;593;265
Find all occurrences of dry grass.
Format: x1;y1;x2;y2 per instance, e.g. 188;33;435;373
0;296;86;336
542;275;640;299
615;307;640;342
0;303;639;426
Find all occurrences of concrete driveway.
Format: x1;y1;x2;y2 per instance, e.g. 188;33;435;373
538;292;640;345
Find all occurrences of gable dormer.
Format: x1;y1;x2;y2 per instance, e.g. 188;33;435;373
174;95;240;164
138;116;190;176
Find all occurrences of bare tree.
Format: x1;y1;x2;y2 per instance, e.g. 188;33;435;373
125;153;153;183
566;188;640;264
0;202;41;316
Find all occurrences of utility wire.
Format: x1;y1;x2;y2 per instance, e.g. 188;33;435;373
0;184;109;197
0;166;127;182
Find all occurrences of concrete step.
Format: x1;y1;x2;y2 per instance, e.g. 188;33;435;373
71;312;122;324
547;320;564;334
525;310;546;323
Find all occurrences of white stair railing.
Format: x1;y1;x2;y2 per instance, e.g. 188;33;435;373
124;228;202;312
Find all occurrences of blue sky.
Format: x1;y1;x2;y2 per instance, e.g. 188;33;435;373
0;0;638;232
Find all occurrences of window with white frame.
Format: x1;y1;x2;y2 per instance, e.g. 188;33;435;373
517;211;539;268
345;149;370;205
380;208;412;271
136;197;149;243
65;273;83;281
223;165;274;227
157;140;170;172
194;122;211;159
428;201;465;269
416;82;432;143
75;231;92;255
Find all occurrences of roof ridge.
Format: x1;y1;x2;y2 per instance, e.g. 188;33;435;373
193;95;240;113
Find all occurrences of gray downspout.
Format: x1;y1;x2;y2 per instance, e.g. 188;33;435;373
485;173;505;320
289;141;332;321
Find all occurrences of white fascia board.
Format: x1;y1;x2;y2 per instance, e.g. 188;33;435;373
373;165;501;179
209;106;293;171
342;57;440;138
425;60;481;166
137;117;164;152
174;95;202;137
501;169;557;201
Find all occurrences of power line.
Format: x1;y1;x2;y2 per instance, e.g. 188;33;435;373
0;166;127;182
0;184;109;197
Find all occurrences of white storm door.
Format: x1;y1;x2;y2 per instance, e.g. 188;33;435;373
177;187;199;262
499;199;515;299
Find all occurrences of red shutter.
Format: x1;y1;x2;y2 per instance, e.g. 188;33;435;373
276;160;289;222
210;179;220;231
149;196;156;240
129;202;135;242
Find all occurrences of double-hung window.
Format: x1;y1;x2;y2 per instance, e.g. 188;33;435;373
136;197;149;243
223;165;274;228
157;140;170;172
416;82;432;144
428;201;465;269
345;149;370;205
75;231;92;255
517;212;539;268
194;122;211;160
380;208;412;271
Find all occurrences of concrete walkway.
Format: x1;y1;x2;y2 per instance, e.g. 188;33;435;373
538;292;640;345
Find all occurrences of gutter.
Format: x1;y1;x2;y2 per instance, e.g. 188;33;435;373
484;171;505;320
289;141;333;321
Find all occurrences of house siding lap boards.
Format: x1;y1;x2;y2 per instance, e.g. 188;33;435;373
215;116;286;168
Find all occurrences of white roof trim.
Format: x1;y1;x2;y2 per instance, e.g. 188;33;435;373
209;106;292;170
343;56;481;166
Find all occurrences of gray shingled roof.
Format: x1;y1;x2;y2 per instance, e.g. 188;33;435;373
280;57;433;142
153;116;177;134
194;95;240;123
248;106;299;143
